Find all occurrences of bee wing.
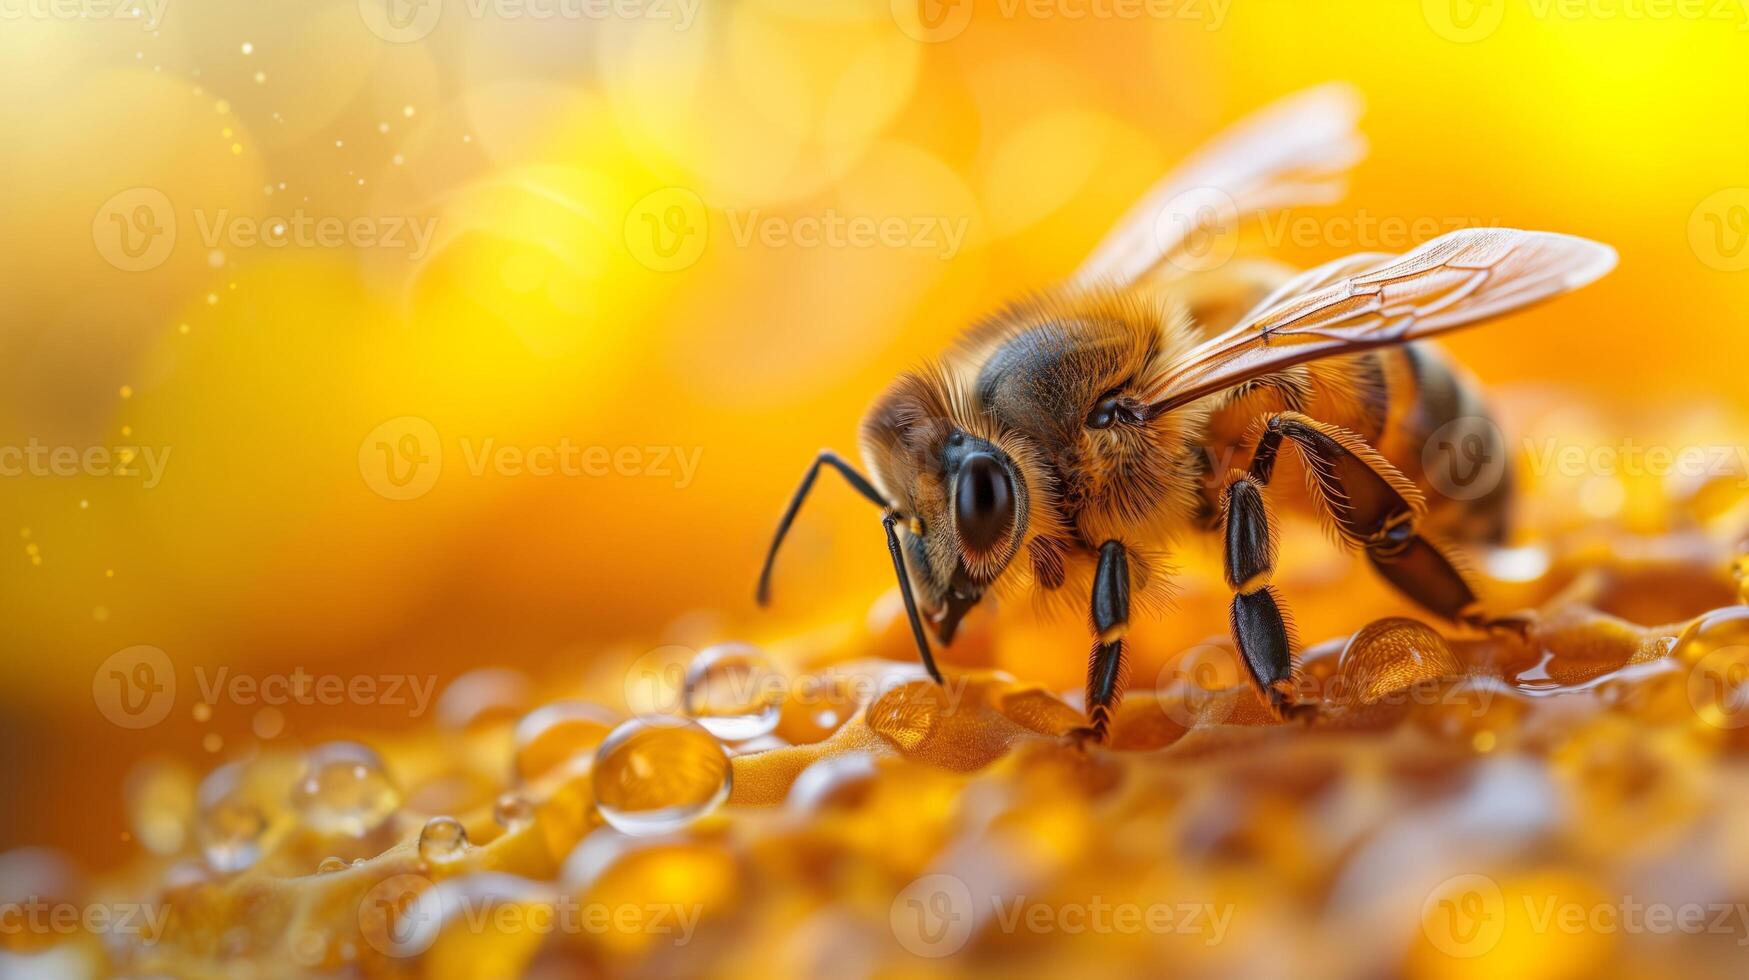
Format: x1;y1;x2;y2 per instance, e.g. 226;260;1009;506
1143;228;1617;414
1073;83;1366;290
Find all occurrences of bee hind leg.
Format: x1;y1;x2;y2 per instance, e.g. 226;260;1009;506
1066;540;1130;745
1256;412;1504;632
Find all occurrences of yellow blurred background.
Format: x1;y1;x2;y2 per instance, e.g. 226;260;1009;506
2;0;1745;871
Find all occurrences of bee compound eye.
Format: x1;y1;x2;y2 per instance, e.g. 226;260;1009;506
1086;394;1124;429
953;453;1014;553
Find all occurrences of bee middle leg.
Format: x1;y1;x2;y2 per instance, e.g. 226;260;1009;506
1067;540;1129;745
1219;466;1301;719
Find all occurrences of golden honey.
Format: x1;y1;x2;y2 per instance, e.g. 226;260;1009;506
11;435;1749;980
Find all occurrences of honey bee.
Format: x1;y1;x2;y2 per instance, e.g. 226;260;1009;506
756;84;1615;742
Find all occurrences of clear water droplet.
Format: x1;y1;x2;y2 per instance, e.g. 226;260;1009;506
593;717;730;836
513;701;618;788
417;816;469;864
494;793;534;831
198;799;266;874
195;763;267;874
288;742;401;837
124;760;196;856
316;855;348;874
682;643;783;741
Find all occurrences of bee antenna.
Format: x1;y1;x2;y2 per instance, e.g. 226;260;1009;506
757;450;890;606
882;512;946;685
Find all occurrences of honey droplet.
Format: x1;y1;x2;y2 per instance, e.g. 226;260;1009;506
435;668;531;731
1671;605;1749;665
513;700;618;787
1336;618;1463;704
776;672;860;744
195;763;268;874
867;681;948;752
786;753;879;815
592;717;731;836
198;799;266;874
418;816;469;864
682;643;783;742
289;742;401;838
124;760;196;857
494;793;534;831
999;688;1084;736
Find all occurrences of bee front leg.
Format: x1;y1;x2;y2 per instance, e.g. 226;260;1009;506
1067;540;1130;745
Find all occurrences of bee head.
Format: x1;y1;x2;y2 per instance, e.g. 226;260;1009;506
862;372;1042;645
